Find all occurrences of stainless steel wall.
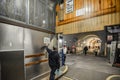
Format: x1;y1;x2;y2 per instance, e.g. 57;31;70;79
0;54;1;80
0;0;26;22
29;0;47;27
24;28;53;54
0;23;24;51
29;0;55;31
24;28;54;80
48;9;55;31
0;23;25;80
0;0;55;32
0;22;56;80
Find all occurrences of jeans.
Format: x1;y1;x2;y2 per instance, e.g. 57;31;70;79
49;67;57;80
63;54;66;65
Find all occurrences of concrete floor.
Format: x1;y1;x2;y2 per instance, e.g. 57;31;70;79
61;54;120;80
59;76;72;80
40;66;67;80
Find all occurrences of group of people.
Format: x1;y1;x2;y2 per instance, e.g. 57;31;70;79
41;44;67;80
83;46;100;56
42;44;100;80
66;45;76;54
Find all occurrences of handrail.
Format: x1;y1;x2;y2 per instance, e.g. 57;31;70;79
25;53;45;58
25;59;48;66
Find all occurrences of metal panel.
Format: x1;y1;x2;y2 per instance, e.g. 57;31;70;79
29;0;34;25
35;0;47;27
0;0;55;32
0;0;26;22
0;22;56;80
0;23;24;51
24;28;54;55
0;54;1;80
26;63;50;80
29;0;47;28
48;9;55;31
29;0;55;31
24;28;55;80
1;50;25;80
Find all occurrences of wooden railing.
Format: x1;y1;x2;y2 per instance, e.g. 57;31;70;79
25;59;48;66
25;53;48;67
25;53;45;58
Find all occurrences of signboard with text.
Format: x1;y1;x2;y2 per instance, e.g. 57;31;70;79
76;8;85;16
44;37;50;44
66;0;74;13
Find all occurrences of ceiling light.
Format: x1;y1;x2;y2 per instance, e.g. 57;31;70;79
43;20;46;24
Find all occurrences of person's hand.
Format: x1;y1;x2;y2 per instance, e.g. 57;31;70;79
40;46;47;50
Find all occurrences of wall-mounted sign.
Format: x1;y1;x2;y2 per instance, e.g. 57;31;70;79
44;37;50;44
66;0;74;13
76;8;85;16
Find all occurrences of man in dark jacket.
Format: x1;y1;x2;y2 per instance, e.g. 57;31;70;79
42;46;60;80
84;46;88;56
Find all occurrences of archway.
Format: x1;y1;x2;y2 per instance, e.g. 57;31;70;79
76;35;102;55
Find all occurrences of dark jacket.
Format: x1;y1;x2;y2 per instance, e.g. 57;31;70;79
46;47;60;69
84;46;88;51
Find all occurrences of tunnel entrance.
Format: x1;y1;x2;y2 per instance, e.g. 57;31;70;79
76;35;102;55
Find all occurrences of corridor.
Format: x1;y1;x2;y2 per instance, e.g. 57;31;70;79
60;54;120;80
0;0;120;80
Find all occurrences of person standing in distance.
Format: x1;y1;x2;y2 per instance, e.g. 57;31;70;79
63;45;67;65
41;44;60;80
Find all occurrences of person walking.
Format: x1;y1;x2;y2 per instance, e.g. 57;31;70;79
41;45;60;80
94;47;98;56
83;46;88;55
